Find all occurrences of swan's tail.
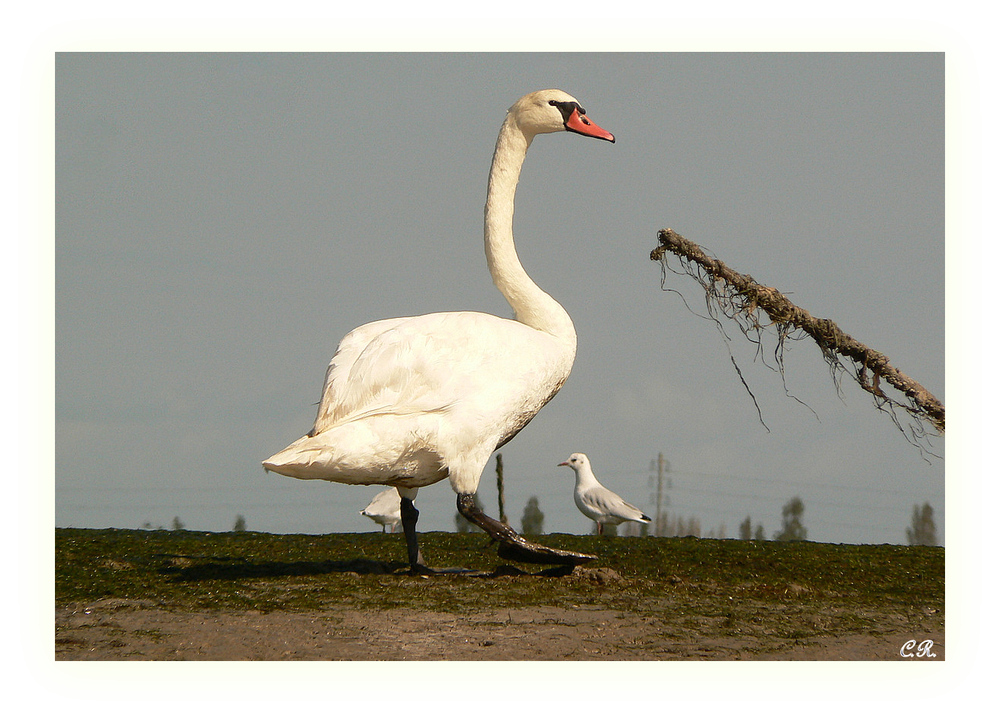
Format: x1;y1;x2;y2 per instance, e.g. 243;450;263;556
262;424;448;486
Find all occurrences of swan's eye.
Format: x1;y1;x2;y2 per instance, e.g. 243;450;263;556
548;100;585;125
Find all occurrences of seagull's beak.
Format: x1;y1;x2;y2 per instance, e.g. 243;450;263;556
557;461;568;466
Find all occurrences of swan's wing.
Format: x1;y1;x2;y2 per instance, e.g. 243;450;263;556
312;317;410;433
312;312;535;435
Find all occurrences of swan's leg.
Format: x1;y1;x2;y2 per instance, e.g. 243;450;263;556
399;496;426;570
456;493;596;565
397;490;483;575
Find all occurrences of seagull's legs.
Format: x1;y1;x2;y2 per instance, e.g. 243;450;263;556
456;493;596;565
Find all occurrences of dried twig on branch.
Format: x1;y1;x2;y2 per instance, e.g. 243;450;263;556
650;228;945;439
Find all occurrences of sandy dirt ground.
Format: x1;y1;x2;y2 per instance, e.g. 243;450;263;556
55;598;944;661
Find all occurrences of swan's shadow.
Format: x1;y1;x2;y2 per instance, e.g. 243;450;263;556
157;554;575;581
158;555;408;581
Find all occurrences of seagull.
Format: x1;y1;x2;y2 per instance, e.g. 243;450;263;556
559;453;652;535
360;488;406;533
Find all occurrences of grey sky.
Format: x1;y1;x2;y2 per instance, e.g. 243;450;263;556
55;52;944;544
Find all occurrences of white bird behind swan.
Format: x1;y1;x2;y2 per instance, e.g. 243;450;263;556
263;90;615;571
360;488;406;533
559;452;652;535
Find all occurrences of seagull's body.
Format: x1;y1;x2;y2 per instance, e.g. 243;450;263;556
360;488;406;533
559;452;652;535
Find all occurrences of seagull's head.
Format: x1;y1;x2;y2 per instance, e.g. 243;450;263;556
558;453;589;471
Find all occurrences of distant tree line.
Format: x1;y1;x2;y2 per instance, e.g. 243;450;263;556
139;515;249;532
148;493;936;546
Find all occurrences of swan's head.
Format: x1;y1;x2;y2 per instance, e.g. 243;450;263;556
558;452;590;471
509;90;615;143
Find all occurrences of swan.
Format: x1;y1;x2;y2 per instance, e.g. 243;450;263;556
559;453;652;535
360;488;406;533
263;89;614;571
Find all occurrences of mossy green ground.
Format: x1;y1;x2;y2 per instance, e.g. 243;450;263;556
56;528;943;637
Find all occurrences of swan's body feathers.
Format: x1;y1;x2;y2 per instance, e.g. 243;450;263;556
264;310;574;491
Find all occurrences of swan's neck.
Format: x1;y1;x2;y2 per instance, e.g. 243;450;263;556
485;116;576;344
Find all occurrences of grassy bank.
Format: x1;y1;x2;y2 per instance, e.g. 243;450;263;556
56;528;943;630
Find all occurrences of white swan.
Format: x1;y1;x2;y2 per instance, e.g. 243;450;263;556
559;453;652;535
263;90;614;571
360;488;406;533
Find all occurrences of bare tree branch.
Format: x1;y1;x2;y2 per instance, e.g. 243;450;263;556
651;228;944;438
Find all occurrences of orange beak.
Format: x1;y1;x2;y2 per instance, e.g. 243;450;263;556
565;107;615;143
